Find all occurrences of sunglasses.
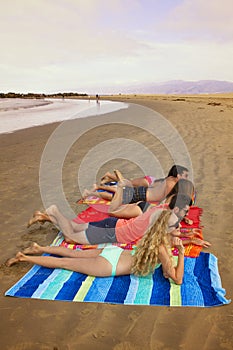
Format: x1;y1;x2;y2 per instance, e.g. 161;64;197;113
177;208;189;219
168;220;180;229
182;209;189;215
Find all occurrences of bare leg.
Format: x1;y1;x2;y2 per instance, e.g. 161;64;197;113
22;242;102;258
97;184;117;192
45;205;89;244
108;179;132;213
6;251;113;276
82;187;114;201
114;169;152;187
82;184;98;198
82;188;102;199
100;171;118;184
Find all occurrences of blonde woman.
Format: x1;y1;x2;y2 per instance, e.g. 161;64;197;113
7;210;185;285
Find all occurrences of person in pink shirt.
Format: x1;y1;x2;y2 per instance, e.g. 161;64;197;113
26;191;211;247
7;210;186;285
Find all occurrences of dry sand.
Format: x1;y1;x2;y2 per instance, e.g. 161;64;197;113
0;95;233;349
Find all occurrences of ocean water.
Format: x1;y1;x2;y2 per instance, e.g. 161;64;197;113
0;98;128;134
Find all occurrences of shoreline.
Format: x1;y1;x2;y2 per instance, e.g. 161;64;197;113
0;94;232;349
0;98;128;135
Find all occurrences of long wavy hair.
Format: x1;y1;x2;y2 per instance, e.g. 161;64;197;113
131;209;173;276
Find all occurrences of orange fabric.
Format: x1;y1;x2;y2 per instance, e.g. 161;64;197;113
173;228;204;258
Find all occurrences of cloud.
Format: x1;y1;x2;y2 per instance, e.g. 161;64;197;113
0;0;147;69
0;0;232;93
159;0;233;43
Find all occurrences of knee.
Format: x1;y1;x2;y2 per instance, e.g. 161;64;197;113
46;204;58;215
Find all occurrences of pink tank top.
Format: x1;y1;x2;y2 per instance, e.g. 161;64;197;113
115;204;168;243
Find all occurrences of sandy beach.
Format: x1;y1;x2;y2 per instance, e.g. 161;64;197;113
0;95;233;349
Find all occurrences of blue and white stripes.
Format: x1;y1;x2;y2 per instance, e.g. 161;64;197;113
5;252;230;307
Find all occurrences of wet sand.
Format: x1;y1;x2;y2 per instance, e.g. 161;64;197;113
0;95;233;349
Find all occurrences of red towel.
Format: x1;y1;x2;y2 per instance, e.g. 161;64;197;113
68;204;205;257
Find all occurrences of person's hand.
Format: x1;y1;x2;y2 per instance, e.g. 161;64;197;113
181;230;193;237
114;169;124;181
184;217;193;225
191;238;211;248
180;228;200;237
117;179;132;188
172;237;185;254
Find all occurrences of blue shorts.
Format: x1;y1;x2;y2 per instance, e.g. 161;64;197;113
85;217;118;244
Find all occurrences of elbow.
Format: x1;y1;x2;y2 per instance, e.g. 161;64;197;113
164;273;183;285
108;208;115;216
174;277;183;285
176;279;183;285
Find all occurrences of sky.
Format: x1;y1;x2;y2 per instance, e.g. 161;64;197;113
1;0;233;94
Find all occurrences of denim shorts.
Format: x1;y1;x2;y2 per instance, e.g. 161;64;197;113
85;217;118;244
122;186;147;204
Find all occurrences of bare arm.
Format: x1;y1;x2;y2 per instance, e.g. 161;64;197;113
109;203;142;219
108;179;132;212
159;238;185;285
96;184;117;192
182;237;211;248
100;171;118;183
108;184;124;213
113;169;150;189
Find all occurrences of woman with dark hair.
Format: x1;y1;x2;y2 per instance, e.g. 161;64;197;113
167;165;188;179
107;174;194;205
99;165;188;187
82;166;189;203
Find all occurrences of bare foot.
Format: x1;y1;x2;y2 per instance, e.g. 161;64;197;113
27;211;51;228
114;169;124;181
82;188;92;199
82;184;99;199
101;172;116;181
22;242;42;255
6;252;25;267
91;183;98;191
100;177;112;185
118;178;132;187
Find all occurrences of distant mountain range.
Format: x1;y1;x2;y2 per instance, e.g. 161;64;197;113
109;80;233;95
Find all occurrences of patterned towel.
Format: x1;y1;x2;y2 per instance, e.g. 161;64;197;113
77;198;202;227
59;230;203;258
72;205;204;258
5;252;230;307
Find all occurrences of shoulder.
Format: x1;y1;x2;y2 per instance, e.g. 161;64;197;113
158;244;170;261
159;244;166;254
166;176;177;184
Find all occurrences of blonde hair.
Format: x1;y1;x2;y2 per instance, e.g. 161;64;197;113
131;209;173;276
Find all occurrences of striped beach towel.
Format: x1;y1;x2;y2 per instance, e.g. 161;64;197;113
5;252;230;307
